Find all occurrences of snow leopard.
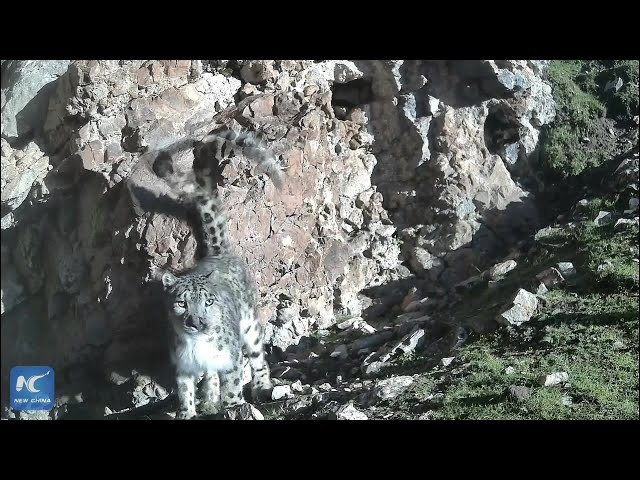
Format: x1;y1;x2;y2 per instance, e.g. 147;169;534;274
151;128;283;419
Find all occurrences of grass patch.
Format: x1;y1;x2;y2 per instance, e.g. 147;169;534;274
545;61;607;128
541;60;638;178
382;200;638;420
563;221;639;292
594;60;639;119
429;290;638;419
542;124;611;177
376;63;640;420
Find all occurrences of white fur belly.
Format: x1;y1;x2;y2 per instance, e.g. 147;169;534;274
175;337;233;375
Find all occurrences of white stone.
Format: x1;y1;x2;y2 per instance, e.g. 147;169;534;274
539;371;569;387
489;260;518;279
496;289;539;326
593;211;614;226
440;357;455;367
556;262;576;277
335;402;368;420
271;385;292;401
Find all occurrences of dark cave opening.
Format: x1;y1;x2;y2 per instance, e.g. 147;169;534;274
483;105;521;156
330;78;373;109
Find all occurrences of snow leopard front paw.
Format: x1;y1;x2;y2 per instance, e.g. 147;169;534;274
176;408;197;420
199;400;221;416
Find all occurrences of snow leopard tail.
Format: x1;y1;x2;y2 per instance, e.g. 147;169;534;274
151;128;284;257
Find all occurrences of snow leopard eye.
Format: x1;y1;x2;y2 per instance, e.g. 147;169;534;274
205;298;214;307
175;301;186;309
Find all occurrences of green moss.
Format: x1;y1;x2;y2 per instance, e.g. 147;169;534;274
542;124;611;177
541;60;638;178
545;60;606;128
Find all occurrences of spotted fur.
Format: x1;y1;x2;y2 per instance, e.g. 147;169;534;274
153;128;281;419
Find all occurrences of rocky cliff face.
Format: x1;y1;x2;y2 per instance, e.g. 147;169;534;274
0;60;555;414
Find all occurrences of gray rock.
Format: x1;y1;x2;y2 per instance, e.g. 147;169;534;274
508;385;530;402
396;312;427;325
614;218;639;230
367;375;414;404
426;96;440;115
496;289;539;326
336;318;358;330
290;380;304;393
346;108;368;125
303;84;319;97
536;283;549;296
538;371;569;387
611;157;639;192
556;262;576;277
389;327;426;356
535;267;565;289
440;356;455;367
333;402;368;420
629;198;639;212
535;226;565;243
604;77;623;92
271;385;292;401
502;142;521;166
330;344;349;360
594;211;614;226
240;60;276;85
1;60;71;139
350;319;377;335
496;69;530;91
357;59;548;288
263;320;304;353
489;259;517;279
331;61;364;84
1;212;15;230
574;199;590;215
0;59;559;406
1;141;50;214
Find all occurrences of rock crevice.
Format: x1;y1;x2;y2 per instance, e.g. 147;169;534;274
0;59;556;415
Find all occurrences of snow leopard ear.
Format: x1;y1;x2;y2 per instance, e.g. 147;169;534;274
162;272;178;288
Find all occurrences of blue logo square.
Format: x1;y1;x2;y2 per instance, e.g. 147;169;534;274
10;366;55;411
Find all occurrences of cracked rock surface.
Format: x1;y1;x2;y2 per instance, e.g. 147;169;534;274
0;60;556;419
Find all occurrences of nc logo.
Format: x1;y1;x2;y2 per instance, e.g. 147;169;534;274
10;366;54;411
